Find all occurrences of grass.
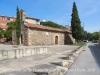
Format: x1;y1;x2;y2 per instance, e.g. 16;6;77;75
72;42;86;46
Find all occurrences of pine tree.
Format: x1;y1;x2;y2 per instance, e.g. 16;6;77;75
16;7;21;45
71;2;82;41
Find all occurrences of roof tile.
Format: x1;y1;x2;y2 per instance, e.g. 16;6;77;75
24;23;71;33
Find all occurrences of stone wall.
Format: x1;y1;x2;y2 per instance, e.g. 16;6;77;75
12;29;17;45
68;34;75;43
21;25;29;46
12;25;28;45
13;26;74;46
0;47;49;60
64;33;75;44
27;28;65;46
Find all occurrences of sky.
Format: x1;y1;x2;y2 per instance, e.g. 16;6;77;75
0;0;100;33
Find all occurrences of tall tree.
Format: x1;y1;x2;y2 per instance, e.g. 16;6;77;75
71;2;82;41
16;7;21;45
80;27;85;40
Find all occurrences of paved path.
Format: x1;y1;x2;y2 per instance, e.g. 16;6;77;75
0;44;79;51
0;45;79;75
66;43;100;75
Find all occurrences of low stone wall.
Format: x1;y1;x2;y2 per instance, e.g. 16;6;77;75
0;47;49;60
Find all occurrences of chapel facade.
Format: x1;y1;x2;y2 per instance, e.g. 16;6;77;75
12;10;75;46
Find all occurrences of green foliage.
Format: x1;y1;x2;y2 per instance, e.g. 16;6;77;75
42;21;67;30
6;21;15;38
0;28;3;37
73;42;86;46
0;28;6;38
80;29;99;41
79;26;92;41
16;6;21;45
79;27;84;40
71;2;82;40
86;32;92;40
91;32;99;40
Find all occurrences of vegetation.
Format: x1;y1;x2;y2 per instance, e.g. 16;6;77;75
90;32;99;40
4;7;21;43
86;32;92;40
16;7;21;45
6;21;15;38
42;21;67;30
80;27;92;41
73;42;86;46
71;2;82;41
70;2;93;42
0;28;6;38
79;31;99;41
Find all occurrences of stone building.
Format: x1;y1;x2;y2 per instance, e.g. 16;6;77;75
12;10;75;46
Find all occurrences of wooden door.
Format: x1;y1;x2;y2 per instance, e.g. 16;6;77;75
55;36;58;44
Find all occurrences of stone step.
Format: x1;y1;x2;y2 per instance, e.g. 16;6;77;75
59;56;70;60
51;60;70;67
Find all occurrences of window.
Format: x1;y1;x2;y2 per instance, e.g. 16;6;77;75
7;22;10;25
2;17;6;20
8;17;13;21
8;17;10;20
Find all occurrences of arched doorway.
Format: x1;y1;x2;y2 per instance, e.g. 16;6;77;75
55;36;58;45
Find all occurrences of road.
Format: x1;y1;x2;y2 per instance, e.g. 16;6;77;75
66;42;100;75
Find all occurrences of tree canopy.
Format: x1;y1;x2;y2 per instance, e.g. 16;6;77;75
42;21;67;30
0;28;6;38
91;32;99;40
5;21;15;38
16;6;21;45
71;2;82;40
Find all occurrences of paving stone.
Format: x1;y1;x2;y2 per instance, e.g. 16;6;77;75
0;45;80;74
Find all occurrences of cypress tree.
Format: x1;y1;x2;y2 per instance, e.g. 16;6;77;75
71;2;82;41
16;7;21;45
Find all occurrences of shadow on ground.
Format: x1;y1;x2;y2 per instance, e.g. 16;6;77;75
88;43;100;68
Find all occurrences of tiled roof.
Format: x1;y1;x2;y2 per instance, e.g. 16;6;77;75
24;23;71;33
